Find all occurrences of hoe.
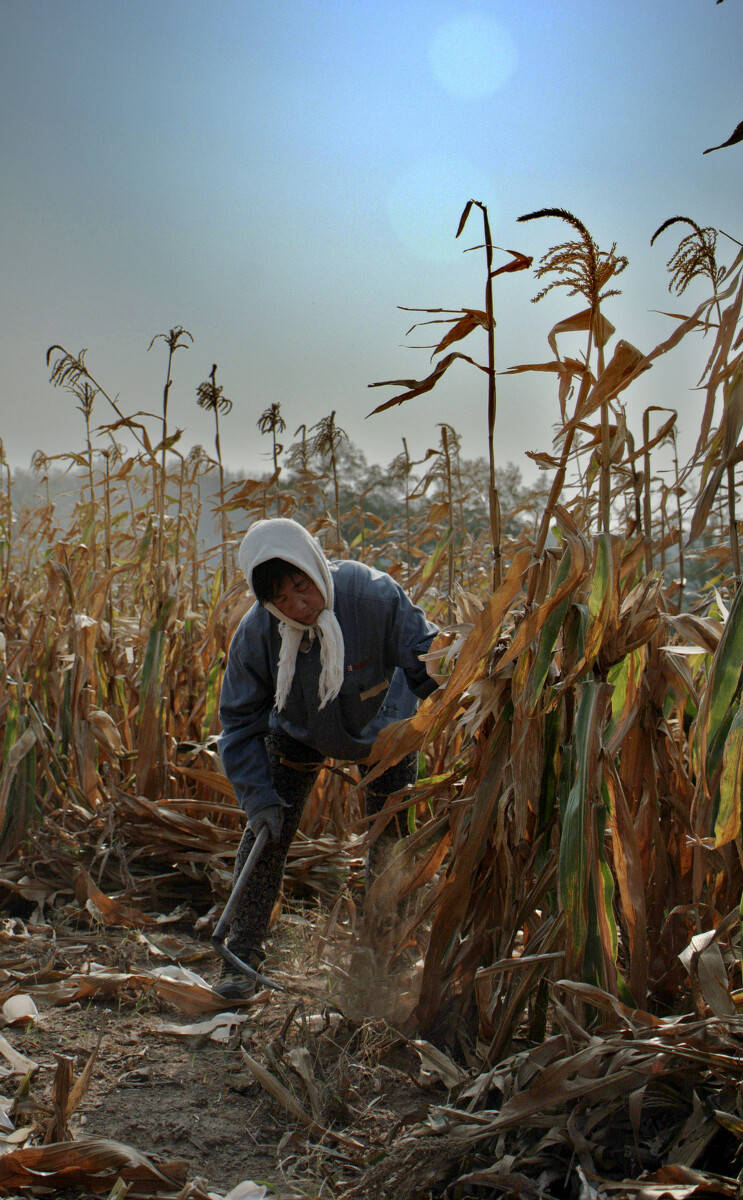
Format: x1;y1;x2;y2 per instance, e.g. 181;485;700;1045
211;827;287;992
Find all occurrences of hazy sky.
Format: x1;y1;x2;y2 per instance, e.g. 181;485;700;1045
2;0;742;484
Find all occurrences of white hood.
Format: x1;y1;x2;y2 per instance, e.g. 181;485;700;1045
237;518;344;711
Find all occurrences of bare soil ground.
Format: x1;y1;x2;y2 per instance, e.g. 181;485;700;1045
0;899;439;1198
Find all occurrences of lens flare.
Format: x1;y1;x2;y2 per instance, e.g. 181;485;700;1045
429;15;517;100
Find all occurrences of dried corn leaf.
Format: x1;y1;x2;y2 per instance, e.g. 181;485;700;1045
158;1012;250;1041
689;364;743;543
240;1048;363;1151
499;525;588;683
431;309;490;357
222;1183;269;1200
86;708;125;757
638;1163;738;1197
0;1137;190;1193
367;351;486;416
679;930;735;1017
665;613;721;654
413;1040;466;1089
28;963;227;1016
75;869;155;928
0;994;40;1027
567;339;650;431
547;306;615;357
0;1035;37;1075
287;1046;323;1121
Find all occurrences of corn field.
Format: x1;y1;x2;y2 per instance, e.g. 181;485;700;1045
3;206;743;1197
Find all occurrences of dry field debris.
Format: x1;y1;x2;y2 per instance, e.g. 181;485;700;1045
0;904;431;1198
1;899;743;1199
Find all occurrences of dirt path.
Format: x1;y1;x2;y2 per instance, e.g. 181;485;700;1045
0;905;436;1197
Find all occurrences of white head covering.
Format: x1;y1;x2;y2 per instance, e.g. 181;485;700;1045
238;518;345;711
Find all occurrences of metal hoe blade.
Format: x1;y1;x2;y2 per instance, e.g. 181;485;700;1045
211;826;287;993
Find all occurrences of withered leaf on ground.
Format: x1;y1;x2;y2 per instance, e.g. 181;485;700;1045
0;1137;193;1194
75;869;156;929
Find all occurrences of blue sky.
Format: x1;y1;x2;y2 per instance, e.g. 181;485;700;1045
2;0;741;483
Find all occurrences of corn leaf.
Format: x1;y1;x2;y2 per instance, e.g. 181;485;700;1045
715;698;743;846
559;682;611;977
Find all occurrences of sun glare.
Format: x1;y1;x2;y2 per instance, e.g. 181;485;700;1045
428;14;517;100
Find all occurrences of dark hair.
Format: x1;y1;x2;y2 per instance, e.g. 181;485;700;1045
251;557;303;604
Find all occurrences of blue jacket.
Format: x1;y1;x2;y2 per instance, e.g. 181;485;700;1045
218;560;438;818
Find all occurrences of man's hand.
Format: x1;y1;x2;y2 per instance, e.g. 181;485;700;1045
249;805;284;843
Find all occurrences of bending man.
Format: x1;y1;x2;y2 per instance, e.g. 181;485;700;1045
216;517;439;998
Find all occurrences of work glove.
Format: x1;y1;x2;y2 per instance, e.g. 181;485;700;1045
249;804;284;843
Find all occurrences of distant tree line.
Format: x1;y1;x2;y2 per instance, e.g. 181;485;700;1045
8;431;540;568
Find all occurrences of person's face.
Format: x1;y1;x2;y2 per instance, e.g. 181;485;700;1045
270;570;325;625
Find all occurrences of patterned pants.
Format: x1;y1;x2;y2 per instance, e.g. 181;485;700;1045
225;728;418;961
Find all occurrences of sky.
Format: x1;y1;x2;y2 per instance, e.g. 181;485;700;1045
2;0;742;487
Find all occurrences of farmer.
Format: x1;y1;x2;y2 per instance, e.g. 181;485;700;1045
215;517;439;998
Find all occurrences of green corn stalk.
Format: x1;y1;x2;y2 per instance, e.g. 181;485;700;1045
412;526;453;605
135;598;174;798
693;582;743;810
584;777;618;995
715;695;743;845
559;680;615;984
605;648;645;747
526;546;578;712
535;705;562;876
584;533;615;666
0;689;39;862
201;653;224;742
